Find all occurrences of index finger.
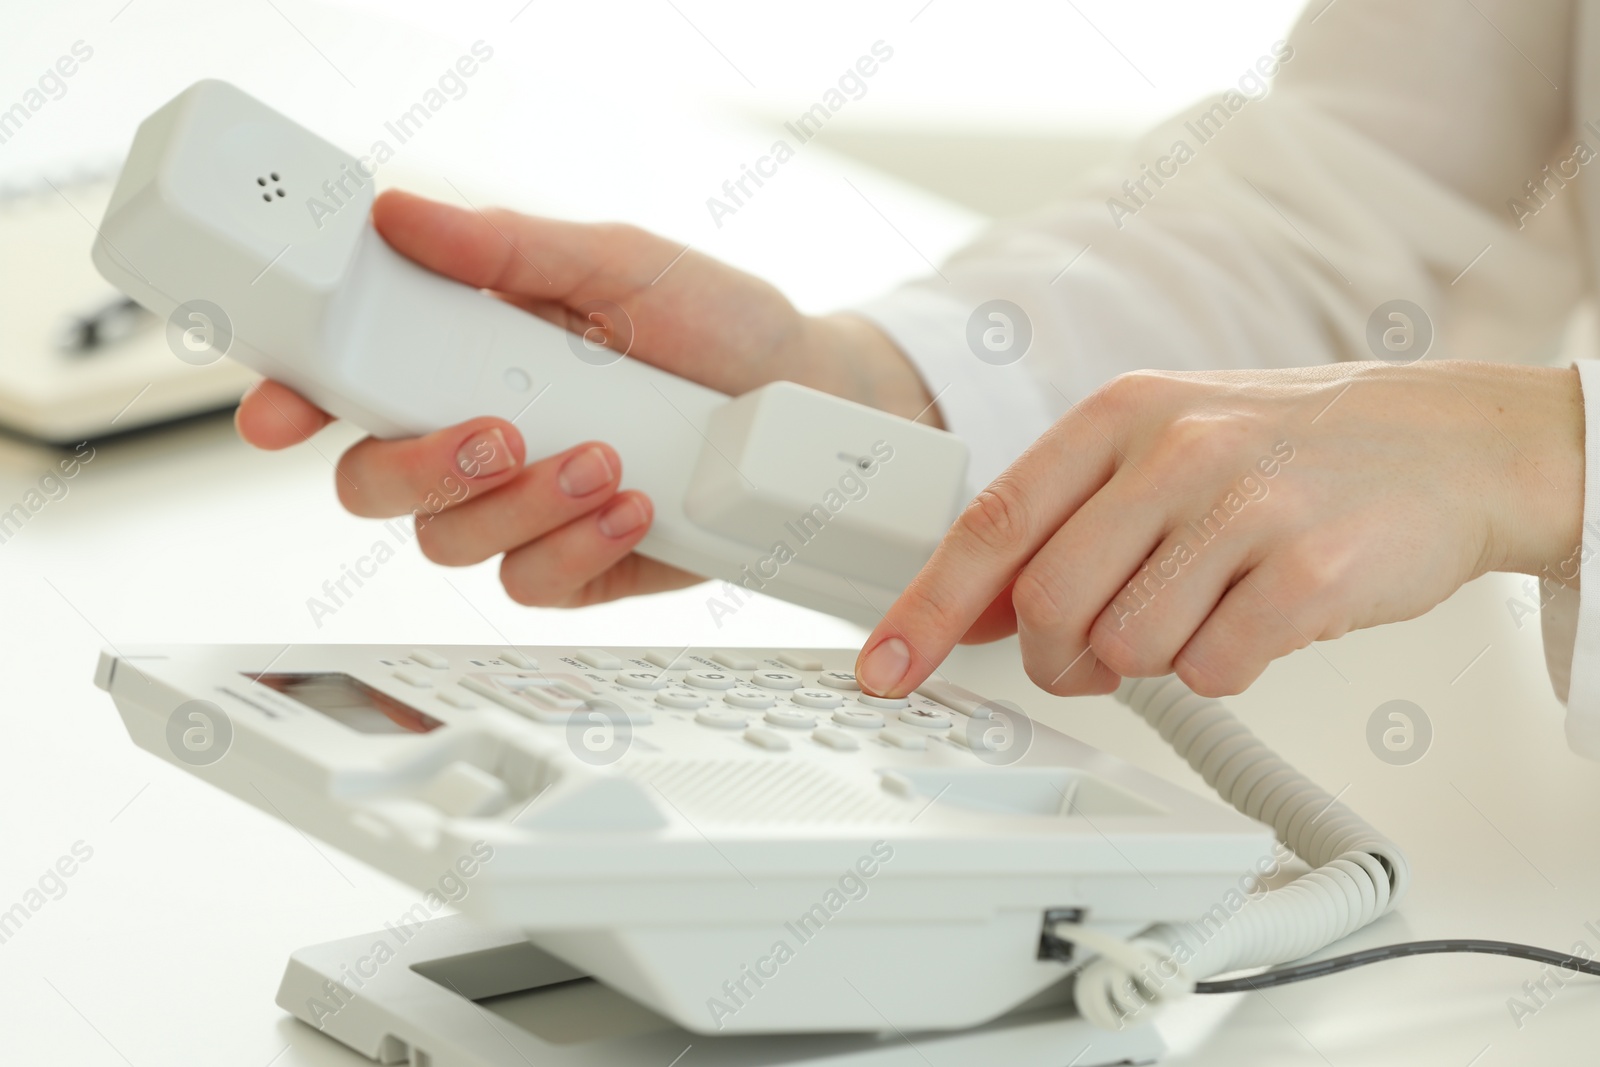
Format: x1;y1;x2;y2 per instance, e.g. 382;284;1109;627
854;408;1118;697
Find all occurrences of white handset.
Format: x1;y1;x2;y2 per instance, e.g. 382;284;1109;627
92;80;969;624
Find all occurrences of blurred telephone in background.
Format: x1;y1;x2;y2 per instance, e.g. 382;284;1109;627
0;159;254;442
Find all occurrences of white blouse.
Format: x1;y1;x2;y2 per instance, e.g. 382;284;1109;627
850;0;1600;752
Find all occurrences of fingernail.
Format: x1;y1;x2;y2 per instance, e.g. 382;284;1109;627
558;446;614;497
597;496;648;538
859;637;911;697
458;428;514;478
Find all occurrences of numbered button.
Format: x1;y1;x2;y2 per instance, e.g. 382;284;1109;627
751;670;803;691
724;688;776;710
695;707;748;729
615;670;670;690
656;687;708;710
831;708;885;729
684;670;737;691
765;707;818;729
857;694;908;710
792;688;844;710
900;707;953;730
817;670;859;691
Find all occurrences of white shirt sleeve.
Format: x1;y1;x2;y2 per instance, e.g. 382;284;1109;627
851;0;1600;745
1543;360;1600;757
854;0;1582;494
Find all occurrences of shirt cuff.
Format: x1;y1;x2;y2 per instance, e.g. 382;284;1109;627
849;286;1058;498
1547;359;1600;757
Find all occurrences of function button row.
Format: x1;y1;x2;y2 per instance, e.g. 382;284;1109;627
712;651;759;671
576;648;623;670
777;651;824;671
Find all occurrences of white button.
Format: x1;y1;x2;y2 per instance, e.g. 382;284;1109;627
615;670;670;690
813;727;860;751
410;649;450;669
695;707;748;729
778;652;824;670
504;367;531;391
684;670;737;690
914;679;992;717
881;729;927;750
646;649;690;669
880;771;916;798
792;689;843;710
817;670;860;691
858;694;909;710
712;651;758;670
500;649;538;670
393;669;432;688
765;707;818;729
437;690;476;709
744;727;791;751
724;688;776;710
656;687;708;710
900;707;954;730
576;648;623;670
460;676;573;719
751;670;803;691
831;708;885;729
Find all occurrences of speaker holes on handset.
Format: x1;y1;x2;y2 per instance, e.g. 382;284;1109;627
257;173;287;203
256;177;266;186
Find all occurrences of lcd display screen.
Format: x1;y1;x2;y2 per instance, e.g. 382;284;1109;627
251;672;444;734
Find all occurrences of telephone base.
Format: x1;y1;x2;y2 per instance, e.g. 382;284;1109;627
278;915;1163;1066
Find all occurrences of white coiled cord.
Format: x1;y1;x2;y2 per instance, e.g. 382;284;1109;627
1062;675;1411;1030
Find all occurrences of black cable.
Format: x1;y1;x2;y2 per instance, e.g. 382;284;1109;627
1194;939;1600;994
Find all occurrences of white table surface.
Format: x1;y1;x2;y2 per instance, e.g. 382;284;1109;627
4;4;1598;1064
